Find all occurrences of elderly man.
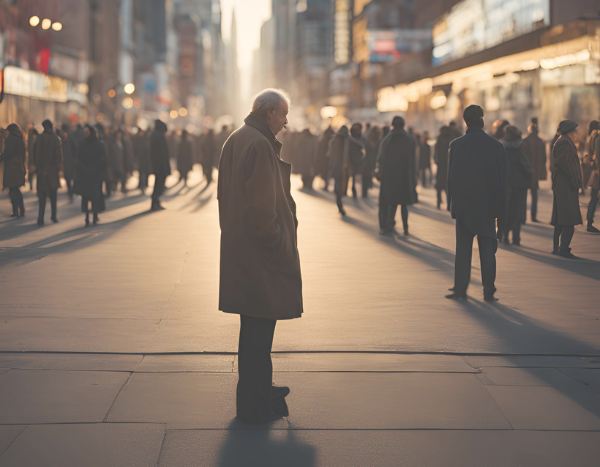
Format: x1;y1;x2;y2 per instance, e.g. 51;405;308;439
446;105;507;302
218;89;303;423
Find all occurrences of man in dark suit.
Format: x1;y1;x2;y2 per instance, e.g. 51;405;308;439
446;105;507;302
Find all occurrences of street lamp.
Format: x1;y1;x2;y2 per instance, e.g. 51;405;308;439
108;89;116;98
124;83;135;94
41;19;52;30
179;107;188;117
29;16;40;27
52;22;63;31
170;110;179;119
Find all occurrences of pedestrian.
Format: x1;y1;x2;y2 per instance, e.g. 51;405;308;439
202;129;217;184
582;120;600;233
95;123;111;197
133;128;151;193
501;125;533;246
434;126;452;210
376;116;418;235
316;126;334;190
362;125;381;198
446;105;507;302
26;126;38;191
73;125;107;226
177;129;194;186
0;124;26;218
551;120;583;258
218;88;302;424
296;128;318;190
35;120;63;225
492;119;510;140
521;121;547;222
418;131;432;188
60;127;77;201
449;121;462;141
327;126;363;216
149;120;170;211
108;129;127;194
347;123;365;199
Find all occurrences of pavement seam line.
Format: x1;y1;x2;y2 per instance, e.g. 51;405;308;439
102;372;133;423
155;425;168;467
0;425;28;457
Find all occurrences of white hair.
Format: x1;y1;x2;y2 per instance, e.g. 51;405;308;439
251;88;291;118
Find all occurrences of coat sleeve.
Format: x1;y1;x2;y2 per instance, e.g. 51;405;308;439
245;142;282;250
496;145;508;224
554;142;581;189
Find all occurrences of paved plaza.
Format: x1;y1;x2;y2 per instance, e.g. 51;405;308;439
0;169;599;466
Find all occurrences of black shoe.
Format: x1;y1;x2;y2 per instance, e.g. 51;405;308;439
271;397;289;417
51;217;58;223
404;228;409;236
85;218;90;227
272;385;290;400
513;240;521;246
10;212;18;218
445;292;466;300
531;218;539;223
37;219;44;226
379;228;393;235
587;225;600;234
484;294;499;302
558;248;577;259
339;209;346;216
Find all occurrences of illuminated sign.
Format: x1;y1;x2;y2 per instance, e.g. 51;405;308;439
433;0;550;65
3;66;86;103
335;0;352;65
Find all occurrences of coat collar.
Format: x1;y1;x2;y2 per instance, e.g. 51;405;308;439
466;128;484;134
244;113;282;155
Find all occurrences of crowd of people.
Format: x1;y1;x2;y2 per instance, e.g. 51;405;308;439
274;112;599;258
0;120;233;225
0;107;598;257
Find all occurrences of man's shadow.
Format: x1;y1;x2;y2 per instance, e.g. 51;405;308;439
216;420;317;467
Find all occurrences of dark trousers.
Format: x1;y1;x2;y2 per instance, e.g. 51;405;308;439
587;188;599;225
38;189;57;223
151;174;167;205
334;177;345;213
8;187;24;216
530;187;538;221
553;225;575;253
237;315;277;421
65;178;74;199
82;197;99;221
138;172;149;191
437;187;450;210
454;218;497;296
504;187;526;244
379;203;408;232
420;168;431;188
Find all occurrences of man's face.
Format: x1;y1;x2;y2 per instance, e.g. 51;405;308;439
267;101;289;136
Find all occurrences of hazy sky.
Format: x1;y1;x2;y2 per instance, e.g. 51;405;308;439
220;0;272;70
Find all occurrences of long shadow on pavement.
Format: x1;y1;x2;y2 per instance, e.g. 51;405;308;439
216;420;316;467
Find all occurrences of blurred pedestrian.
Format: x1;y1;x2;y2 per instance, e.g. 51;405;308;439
434;126;452;210
133;128;151;193
347;123;365;199
449;121;462;140
446;105;507;302
328;126;363;216
418;131;432;188
521;122;547;222
377;116;418;235
35;120;63;225
60;127;77;201
0;124;26;217
363;125;382;197
492;119;510;141
583;120;600;233
177;129;194;186
316;126;334;190
296;128;318;190
551;120;583;258
202;129;217;184
218;89;301;424
26;126;38;191
74;125;107;226
150;120;170;211
501;125;533;245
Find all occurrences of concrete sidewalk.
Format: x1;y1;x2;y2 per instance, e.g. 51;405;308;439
0;352;599;466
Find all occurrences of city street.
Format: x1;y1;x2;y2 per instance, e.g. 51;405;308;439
0;169;599;466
